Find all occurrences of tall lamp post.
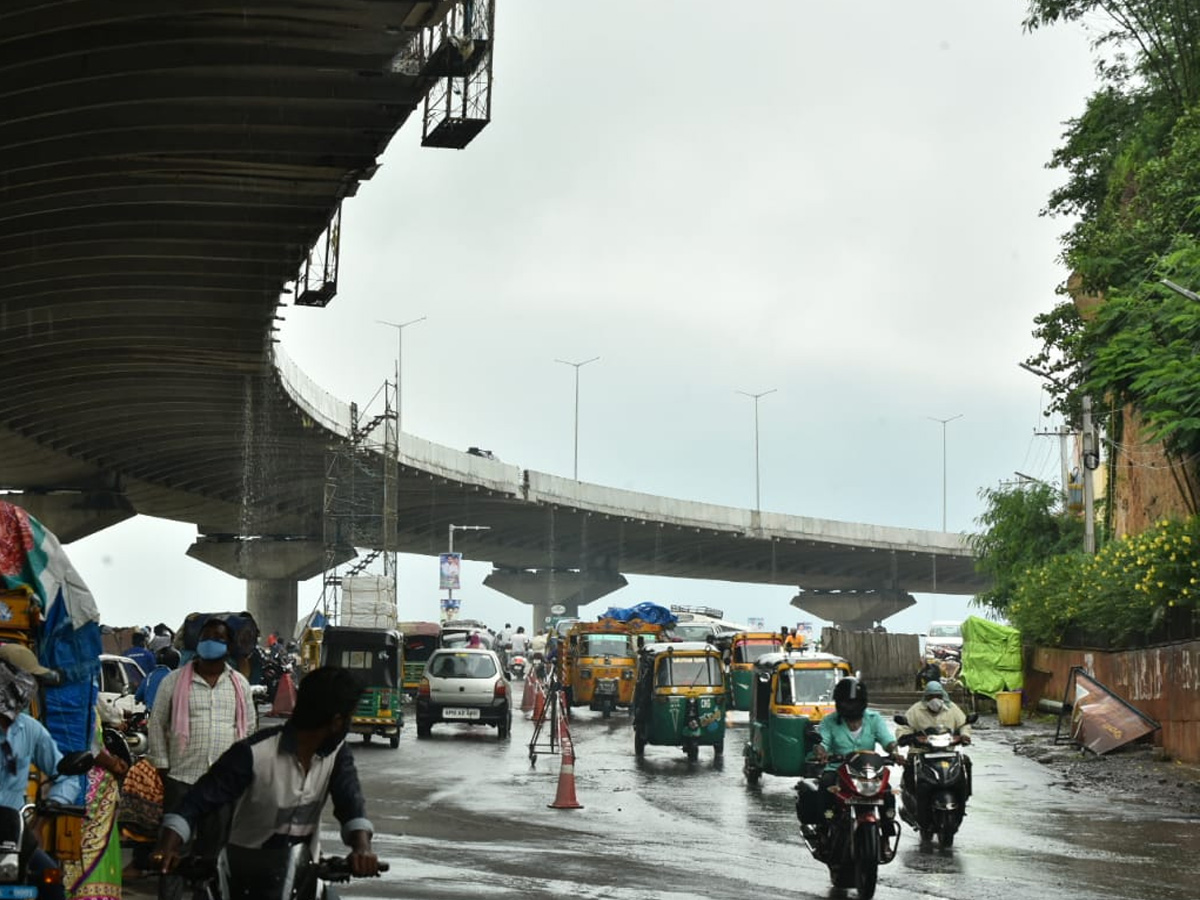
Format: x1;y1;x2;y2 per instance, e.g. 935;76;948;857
555;356;600;480
736;388;777;511
927;414;963;531
444;524;491;621
377;316;426;434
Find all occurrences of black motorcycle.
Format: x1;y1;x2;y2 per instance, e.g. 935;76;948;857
894;712;977;847
175;845;388;900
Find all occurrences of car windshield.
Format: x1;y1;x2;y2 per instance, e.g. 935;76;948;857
929;624;961;638
430;653;497;679
733;640;780;665
777;667;845;705
655;656;722;687
581;635;630;657
672;625;712;641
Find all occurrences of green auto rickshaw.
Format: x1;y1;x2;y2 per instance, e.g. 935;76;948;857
631;642;727;761
398;621;441;696
320;625;403;748
743;651;852;784
728;631;784;711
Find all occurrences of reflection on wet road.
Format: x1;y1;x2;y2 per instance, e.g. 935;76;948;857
333;702;1200;899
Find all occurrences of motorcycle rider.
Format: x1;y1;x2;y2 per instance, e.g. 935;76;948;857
152;666;379;900
894;680;971;795
801;677;898;842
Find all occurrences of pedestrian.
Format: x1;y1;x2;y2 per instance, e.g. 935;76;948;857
124;630;156;684
467;630;482;649
147;618;255;900
147;623;174;654
509;627;529;656
136;646;181;712
151;667;378;896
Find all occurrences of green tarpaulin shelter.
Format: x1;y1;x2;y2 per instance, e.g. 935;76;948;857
960;615;1022;697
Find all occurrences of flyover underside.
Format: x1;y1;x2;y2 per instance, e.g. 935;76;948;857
0;1;449;534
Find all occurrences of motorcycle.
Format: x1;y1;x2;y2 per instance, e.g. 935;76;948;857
0;751;94;900
508;654;528;680
895;712;977;847
795;750;899;899
174;846;389;900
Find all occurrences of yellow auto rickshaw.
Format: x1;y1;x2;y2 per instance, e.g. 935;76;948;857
563;619;638;716
728;631;784;711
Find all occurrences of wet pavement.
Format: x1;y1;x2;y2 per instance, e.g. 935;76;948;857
126;697;1200;899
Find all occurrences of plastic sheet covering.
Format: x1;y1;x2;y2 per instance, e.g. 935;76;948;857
959;615;1023;697
598;603;677;627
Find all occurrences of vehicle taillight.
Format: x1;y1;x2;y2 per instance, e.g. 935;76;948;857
418;678;430;698
494;680;507;699
42;868;63;886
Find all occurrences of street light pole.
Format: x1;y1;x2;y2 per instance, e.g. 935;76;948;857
377;316;426;434
445;523;491;617
736;389;777;511
927;414;963;531
554;356;600;480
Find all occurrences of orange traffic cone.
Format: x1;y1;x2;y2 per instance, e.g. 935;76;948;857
521;674;535;712
531;679;546;721
548;714;582;809
269;671;297;717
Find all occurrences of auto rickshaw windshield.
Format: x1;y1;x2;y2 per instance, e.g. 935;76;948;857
733;640;779;665
777;667;843;704
582;635;630;657
656;656;723;687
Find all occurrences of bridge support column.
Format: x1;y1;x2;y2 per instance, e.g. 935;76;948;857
483;568;628;632
187;536;353;641
791;588;916;632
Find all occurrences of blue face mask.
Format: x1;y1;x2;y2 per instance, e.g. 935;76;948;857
196;640;228;661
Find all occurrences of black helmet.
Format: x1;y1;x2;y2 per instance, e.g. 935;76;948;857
156;646;181;669
833;676;868;720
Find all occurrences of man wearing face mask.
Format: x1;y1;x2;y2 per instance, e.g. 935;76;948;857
151;667;378;900
895;680;971;795
147;618;255;900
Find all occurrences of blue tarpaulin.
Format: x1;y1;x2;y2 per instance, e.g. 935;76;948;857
598;603;677;627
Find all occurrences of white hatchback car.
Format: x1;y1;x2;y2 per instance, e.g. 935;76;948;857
415;648;511;739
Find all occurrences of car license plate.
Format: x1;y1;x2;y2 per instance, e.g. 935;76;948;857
0;886;39;899
443;708;481;720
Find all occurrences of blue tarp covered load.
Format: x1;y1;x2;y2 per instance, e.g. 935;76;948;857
599;602;677;627
0;501;101;803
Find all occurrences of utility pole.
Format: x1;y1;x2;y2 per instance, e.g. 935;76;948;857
1081;395;1097;554
445;524;491;618
736;389;777;511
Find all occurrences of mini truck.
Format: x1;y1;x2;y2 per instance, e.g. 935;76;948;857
319;625;403;748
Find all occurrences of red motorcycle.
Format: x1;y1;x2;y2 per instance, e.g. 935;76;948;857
796;750;900;899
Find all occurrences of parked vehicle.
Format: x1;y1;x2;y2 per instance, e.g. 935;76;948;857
894;712;977;846
742;651;851;784
563;619;638;716
924;621;963;657
398;621;441;696
319;626;402;748
173;846;389;900
99;653;147;721
728;632;784;711
631;642;727;761
795;749;900;899
416;647;511;739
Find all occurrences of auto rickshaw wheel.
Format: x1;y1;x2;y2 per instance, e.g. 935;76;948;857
389;730;400;749
363;733;371;745
743;760;761;785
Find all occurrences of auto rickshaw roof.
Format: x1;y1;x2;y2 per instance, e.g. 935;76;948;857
640;641;720;657
397;621;441;638
322;625;401;647
732;632;785;644
753;651;850;671
571;619;636;635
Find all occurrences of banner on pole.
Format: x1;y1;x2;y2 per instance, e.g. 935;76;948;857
439;552;462;590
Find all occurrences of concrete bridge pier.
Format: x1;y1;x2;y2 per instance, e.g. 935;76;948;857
483;567;628;633
791;588;916;632
187;536;353;642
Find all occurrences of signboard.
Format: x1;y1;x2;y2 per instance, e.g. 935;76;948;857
1059;666;1160;755
550;604;566;615
439;552;462;591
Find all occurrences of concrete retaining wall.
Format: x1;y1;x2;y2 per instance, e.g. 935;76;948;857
1028;642;1200;764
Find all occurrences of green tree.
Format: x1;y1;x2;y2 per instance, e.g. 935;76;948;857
970;482;1085;617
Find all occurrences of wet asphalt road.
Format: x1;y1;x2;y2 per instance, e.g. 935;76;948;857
320;697;1199;900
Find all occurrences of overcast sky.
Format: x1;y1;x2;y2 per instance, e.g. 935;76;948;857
68;1;1099;638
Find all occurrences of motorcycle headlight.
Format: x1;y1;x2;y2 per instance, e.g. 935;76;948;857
855;778;883;797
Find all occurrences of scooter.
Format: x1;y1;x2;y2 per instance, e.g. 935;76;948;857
0;751;94;900
508;654;528;680
175;845;389;900
895;712;977;847
796;749;899;900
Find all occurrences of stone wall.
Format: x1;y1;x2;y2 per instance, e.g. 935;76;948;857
1109;405;1195;538
1027;642;1200;764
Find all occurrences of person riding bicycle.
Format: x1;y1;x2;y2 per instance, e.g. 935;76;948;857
152;666;379;900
